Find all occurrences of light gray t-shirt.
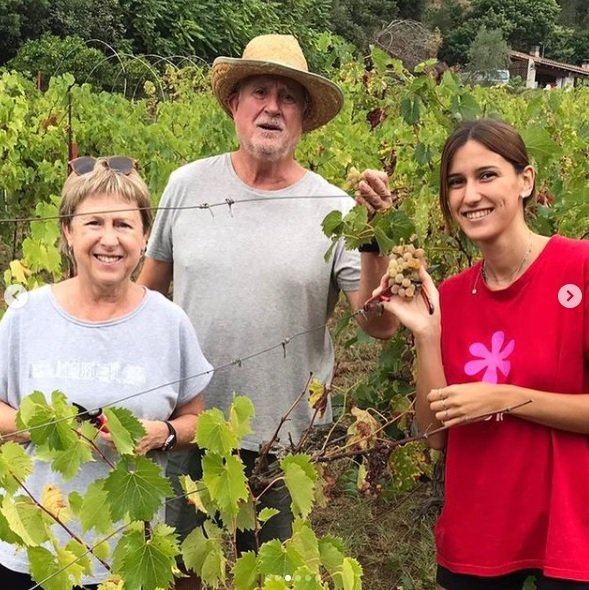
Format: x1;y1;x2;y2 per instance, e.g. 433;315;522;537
0;285;212;583
147;153;361;450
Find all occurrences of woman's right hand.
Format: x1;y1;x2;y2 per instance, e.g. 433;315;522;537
379;266;441;337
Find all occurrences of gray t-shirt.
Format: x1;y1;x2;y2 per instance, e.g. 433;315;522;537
147;153;360;450
0;285;212;583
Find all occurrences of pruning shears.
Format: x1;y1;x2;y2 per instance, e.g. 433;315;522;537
73;402;109;432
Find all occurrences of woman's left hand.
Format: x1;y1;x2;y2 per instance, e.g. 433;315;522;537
427;382;512;428
135;420;169;454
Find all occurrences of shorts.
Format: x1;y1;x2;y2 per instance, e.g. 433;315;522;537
166;447;293;552
437;565;589;590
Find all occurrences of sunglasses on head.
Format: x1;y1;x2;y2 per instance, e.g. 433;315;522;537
69;156;138;176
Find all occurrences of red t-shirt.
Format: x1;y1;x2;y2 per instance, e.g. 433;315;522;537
437;235;589;580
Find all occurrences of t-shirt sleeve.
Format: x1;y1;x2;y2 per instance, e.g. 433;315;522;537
146;176;176;262
176;313;213;407
331;239;361;293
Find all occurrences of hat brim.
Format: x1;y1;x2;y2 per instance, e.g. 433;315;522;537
211;58;344;132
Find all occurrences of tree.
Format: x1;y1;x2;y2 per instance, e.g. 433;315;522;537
435;0;561;65
329;0;400;52
0;0;49;63
466;26;511;75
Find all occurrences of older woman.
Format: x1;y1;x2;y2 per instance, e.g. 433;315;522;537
380;120;589;590
0;157;212;589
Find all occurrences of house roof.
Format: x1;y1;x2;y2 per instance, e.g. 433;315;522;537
510;50;589;77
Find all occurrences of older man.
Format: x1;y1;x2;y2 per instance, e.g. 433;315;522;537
139;33;396;586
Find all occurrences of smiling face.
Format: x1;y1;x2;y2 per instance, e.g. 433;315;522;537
228;75;307;162
63;193;147;290
445;139;535;243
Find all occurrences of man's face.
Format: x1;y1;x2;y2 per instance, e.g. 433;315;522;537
228;75;307;162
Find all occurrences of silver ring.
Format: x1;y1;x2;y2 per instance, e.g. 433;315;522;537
442;400;447;411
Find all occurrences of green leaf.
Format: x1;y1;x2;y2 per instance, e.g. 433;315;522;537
229;395;255;439
414;142;432;166
29;546;72;590
112;522;178;590
0;441;33;493
338;557;363;590
195;408;239;454
181;524;226;587
286;519;320;573
202;453;248;518
17;390;78;451
400;96;422;126
57;540;92;586
321;210;343;237
103;407;146;456
0;498;24;544
78;480;113;534
520;127;562;165
1;494;51;546
235;494;257;532
291;565;325;589
233;551;258;590
259;507;280;524
318;535;345;575
281;456;316;519
262;577;290;589
103;456;171;521
258;539;295;578
49;440;94;480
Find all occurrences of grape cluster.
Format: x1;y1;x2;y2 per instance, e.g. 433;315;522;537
387;244;426;300
345;166;364;191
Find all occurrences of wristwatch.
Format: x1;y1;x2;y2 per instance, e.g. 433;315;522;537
161;420;177;452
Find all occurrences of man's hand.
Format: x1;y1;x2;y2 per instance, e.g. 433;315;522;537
355;169;396;216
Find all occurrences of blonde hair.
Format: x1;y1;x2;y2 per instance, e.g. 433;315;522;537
59;158;153;266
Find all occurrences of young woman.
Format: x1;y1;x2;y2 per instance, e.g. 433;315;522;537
0;157;212;589
380;120;589;590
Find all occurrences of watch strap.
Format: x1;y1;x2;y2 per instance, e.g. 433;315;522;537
161;420;177;451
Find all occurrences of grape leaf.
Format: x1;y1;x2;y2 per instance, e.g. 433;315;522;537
286;519;320;573
29;546;72;590
259;507;280;524
17;390;78;451
229;395;255;439
400;96;422;126
321;210;343;237
46;437;94;480
103;407;146;456
78;480;113;534
181;524;226;588
179;474;210;515
202;453;248;517
196;408;239;454
98;575;125;590
41;484;71;523
308;379;328;418
281;456;316;519
336;557;363;590
258;539;295;578
234;494;257;532
233;551;258;590
0;499;24;544
291;565;326;589
262;577;290;589
0;441;33;493
103;456;171;521
318;536;345;575
112;522;178;590
57;540;92;586
1;494;51;546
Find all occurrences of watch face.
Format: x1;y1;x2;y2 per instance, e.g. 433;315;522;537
162;434;176;451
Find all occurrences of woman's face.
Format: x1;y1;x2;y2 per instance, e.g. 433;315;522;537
63;192;147;290
446;139;534;243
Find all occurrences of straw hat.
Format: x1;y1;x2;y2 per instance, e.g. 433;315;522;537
211;34;344;132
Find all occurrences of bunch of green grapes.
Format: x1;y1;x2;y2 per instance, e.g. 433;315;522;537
345;166;364;192
387;244;426;300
